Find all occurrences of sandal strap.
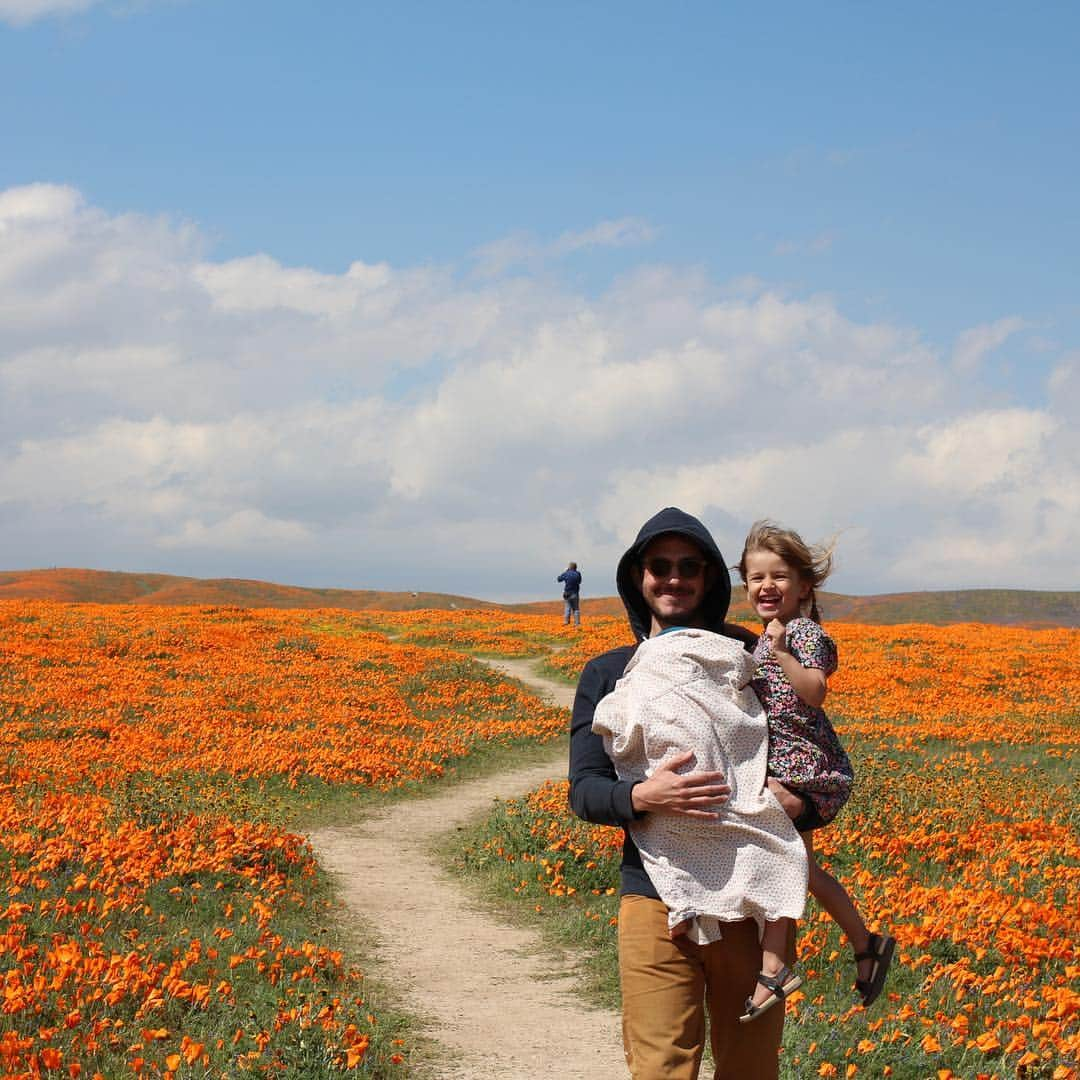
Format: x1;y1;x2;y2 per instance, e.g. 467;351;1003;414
757;966;792;997
853;932;885;962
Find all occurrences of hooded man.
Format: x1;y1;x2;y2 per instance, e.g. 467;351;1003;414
569;507;794;1080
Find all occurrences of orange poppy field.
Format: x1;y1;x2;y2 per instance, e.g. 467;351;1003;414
0;601;566;1079
454;615;1080;1080
0;599;1077;1079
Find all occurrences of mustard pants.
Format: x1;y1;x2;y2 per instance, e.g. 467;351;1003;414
618;895;794;1080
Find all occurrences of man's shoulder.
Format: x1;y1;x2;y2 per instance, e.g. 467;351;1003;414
571;645;637;713
581;644;637;681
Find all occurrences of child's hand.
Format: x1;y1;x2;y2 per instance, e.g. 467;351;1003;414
767;778;806;821
765;618;789;653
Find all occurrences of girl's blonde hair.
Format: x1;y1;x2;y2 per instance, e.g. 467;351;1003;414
736;519;836;623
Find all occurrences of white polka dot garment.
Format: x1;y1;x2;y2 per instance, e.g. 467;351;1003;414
593;628;808;944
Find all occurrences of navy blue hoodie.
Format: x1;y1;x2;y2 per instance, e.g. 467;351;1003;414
567;507;756;897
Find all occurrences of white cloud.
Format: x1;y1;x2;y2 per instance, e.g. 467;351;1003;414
472;217;655;275
952;316;1026;373
158;510;314;551
896;409;1056;494
2;344;181;395
550;217;657;255
0;183;84;223
594;409;1079;591
193;255;392;317
0;0;96;25
0;0;166;24
0;183;1075;596
774;232;835;256
1048;351;1080;404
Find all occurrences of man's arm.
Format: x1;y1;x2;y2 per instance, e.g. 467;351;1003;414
568;657;640;826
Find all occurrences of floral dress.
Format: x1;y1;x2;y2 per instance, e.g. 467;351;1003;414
752;618;854;827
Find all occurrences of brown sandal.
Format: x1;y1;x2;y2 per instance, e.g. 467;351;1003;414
738;965;802;1023
854;932;895;1007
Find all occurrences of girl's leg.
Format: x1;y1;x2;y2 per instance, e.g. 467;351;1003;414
748;917;794;1009
803;832;873;984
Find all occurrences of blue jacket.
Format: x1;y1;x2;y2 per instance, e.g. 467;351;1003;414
557;569;582;597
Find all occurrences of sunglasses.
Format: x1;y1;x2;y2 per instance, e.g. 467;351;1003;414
642;556;707;579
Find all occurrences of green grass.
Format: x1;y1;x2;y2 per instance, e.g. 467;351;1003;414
536;658;580;686
443;729;1079;1080
2;821;415;1077
0;630;576;1078
443;800;621;1008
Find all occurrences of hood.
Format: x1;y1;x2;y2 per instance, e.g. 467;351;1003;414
616;507;732;641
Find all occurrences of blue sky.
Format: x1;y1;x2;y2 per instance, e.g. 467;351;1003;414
1;1;1077;598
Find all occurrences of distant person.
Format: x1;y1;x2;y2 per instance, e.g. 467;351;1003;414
736;520;895;1008
570;508;793;1079
557;561;582;626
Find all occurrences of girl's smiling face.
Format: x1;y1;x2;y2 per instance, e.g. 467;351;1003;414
743;548;811;625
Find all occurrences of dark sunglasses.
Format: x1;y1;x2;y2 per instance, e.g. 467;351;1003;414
642;556;707;579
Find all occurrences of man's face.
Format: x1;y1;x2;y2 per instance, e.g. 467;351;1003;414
635;534;714;635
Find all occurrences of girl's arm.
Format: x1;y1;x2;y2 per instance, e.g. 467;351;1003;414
764;619;828;708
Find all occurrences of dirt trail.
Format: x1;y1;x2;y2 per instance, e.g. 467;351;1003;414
308;656;626;1079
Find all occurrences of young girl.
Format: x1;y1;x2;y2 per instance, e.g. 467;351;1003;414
737;520;896;1010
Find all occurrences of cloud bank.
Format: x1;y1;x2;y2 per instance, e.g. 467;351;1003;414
1;183;1075;598
0;0;99;24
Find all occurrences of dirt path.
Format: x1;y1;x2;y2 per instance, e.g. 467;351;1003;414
308;656;626;1079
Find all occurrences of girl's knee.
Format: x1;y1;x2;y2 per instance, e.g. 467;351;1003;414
807;860;834;895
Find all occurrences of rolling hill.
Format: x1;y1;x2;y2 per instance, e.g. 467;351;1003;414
0;568;499;613
0;567;1075;627
508;590;1080;627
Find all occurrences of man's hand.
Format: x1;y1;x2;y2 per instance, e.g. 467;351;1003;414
631;751;730;818
767;777;806;821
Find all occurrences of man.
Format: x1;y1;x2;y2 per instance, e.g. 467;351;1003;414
569;507;793;1080
557;561;582;627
